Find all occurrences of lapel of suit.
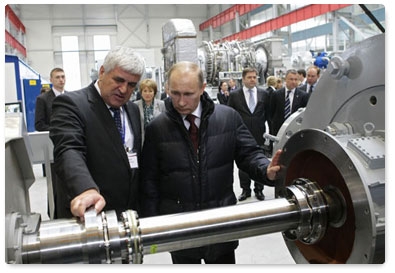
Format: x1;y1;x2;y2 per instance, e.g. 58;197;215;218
257;89;263;101
292;89;300;111
47;90;56;104
279;88;286;108
256;89;264;107
86;84;130;166
238;89;250;113
124;102;142;155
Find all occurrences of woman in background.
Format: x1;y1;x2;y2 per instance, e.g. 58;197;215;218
134;78;165;143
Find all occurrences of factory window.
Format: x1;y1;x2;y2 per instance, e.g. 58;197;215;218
93;35;111;68
61;36;82;90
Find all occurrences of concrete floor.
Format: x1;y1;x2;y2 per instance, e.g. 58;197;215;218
29;163;295;264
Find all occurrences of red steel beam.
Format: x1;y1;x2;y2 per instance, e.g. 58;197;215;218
200;4;263;31
219;4;352;41
5;4;26;33
5;30;27;57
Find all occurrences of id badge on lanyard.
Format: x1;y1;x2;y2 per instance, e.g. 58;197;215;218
121;111;138;169
125;147;138;169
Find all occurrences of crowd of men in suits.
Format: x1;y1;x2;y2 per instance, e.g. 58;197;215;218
218;66;319;134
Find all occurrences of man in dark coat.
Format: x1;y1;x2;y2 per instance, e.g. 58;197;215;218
299;65;321;97
34;67;66;219
35;68;66;131
227;67;270;202
50;47;145;219
140;61;282;264
269;69;309;136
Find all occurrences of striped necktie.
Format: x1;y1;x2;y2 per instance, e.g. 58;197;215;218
284;90;291;120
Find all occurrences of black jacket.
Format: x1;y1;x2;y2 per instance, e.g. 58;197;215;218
217;91;229;105
227;87;269;146
269;87;309;136
141;92;273;259
35;89;56;131
50;83;142;218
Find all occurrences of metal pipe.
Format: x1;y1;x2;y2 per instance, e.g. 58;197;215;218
17;180;341;264
139;198;300;255
20;197;300;264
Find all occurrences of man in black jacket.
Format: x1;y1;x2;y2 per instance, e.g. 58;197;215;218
141;61;282;264
35;67;66;131
269;69;309;136
34;67;66;219
227;67;270;202
50;47;145;219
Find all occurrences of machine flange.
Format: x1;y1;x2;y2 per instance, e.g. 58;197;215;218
276;128;383;263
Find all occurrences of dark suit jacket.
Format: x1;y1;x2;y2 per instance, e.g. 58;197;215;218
160;92;168;100
269;87;309;136
217;91;229;105
299;84;307;92
265;86;276;134
49;82;142;218
299;83;314;98
227;87;269;146
35;89;56;131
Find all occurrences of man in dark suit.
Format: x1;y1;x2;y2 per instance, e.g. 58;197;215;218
264;75;278;157
269;69;309;137
227;67;269;201
50;46;145;219
217;81;230;105
299;65;321;97
228;78;237;92
35;67;66;131
34;67;66;219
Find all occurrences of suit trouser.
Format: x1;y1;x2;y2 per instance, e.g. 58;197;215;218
238;169;264;193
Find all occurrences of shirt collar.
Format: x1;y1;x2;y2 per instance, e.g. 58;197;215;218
243;86;256;92
52;87;64;96
285;87;295;93
183;101;202;120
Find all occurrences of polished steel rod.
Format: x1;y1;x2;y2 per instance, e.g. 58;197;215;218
139;198;300;255
21;197;302;263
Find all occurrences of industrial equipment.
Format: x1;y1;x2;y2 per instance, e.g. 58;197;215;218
7;179;345;264
268;33;385;263
5;33;385;264
5;54;43;132
161;19;284;93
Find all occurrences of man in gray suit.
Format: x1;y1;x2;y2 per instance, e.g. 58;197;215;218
50;47;145;219
227;67;269;201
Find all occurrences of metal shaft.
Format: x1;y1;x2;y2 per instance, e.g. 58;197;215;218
139;198;300;255
17;179;342;264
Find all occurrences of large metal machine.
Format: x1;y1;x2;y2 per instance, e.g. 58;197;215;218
198;37;284;87
5;33;385;264
161;18;284;94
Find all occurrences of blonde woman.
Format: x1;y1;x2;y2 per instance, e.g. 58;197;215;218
134;78;165;143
